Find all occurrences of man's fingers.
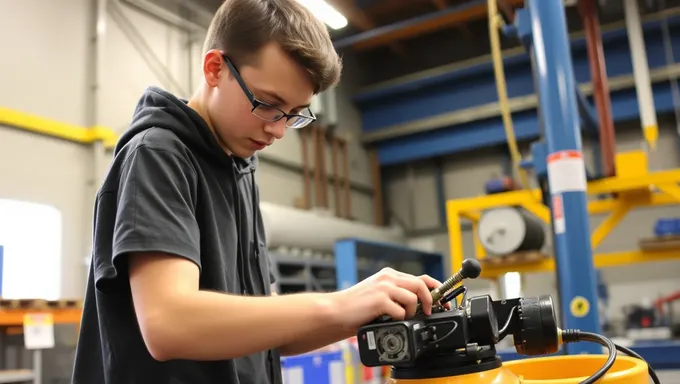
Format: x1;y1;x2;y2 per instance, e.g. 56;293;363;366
385;285;418;318
393;275;433;315
382;299;407;321
418;274;443;290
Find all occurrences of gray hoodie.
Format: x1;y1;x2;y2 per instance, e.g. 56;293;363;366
72;86;282;384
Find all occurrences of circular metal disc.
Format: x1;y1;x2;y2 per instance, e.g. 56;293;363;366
477;207;527;255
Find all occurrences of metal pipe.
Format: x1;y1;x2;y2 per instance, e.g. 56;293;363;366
108;0;189;97
625;0;659;151
333;0;488;50
527;0;601;353
300;129;312;209
318;127;329;209
578;0;616;178
119;0;207;35
341;139;352;218
313;126;323;208
332;136;341;216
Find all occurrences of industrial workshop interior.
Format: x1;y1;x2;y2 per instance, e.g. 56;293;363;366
3;0;680;382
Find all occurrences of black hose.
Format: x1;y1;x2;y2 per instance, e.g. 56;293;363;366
561;329;662;384
560;330;617;384
614;343;661;384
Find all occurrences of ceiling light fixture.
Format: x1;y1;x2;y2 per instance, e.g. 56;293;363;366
296;0;348;30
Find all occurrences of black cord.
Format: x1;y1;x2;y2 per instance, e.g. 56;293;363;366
498;306;517;339
429;321;458;344
561;329;662;384
561;330;617;384
614;343;661;384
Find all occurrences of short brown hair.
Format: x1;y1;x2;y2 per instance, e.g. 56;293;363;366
203;0;342;93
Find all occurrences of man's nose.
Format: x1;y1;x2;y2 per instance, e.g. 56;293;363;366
264;119;286;140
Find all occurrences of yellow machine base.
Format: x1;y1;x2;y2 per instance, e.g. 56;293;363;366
387;355;648;383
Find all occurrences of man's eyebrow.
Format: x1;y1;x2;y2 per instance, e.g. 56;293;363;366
258;89;311;109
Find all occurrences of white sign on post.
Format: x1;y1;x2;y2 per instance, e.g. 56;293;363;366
23;313;55;350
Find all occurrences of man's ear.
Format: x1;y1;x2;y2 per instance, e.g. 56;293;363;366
203;50;224;87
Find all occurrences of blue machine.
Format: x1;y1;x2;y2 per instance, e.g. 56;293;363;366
510;0;603;354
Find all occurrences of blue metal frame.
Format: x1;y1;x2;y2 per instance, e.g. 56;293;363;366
333;239;445;290
526;0;601;354
356;14;680;166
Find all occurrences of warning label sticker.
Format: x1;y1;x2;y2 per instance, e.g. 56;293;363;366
552;194;565;234
547;150;587;194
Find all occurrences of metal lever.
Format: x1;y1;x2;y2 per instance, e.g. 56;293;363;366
416;259;482;313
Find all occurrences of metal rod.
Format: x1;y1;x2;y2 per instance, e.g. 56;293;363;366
332;136;341;216
528;0;602;354
108;0;189;96
300;128;312;209
332;0;487;50
578;0;616;177
313;125;323;208
341;140;352;218
625;0;659;151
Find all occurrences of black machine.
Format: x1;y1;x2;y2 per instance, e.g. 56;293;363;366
356;259;662;384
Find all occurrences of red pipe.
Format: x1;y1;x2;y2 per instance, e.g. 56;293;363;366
579;0;617;177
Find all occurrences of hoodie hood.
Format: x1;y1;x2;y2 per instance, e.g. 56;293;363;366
115;86;257;174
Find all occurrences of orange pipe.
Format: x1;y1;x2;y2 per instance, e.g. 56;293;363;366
579;0;617;177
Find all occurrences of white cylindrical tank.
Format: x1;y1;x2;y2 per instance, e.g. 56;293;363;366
260;202;405;252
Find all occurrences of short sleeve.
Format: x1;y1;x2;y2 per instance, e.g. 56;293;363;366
112;145;201;271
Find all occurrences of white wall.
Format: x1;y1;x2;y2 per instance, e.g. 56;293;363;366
386;117;680;323
0;0;375;299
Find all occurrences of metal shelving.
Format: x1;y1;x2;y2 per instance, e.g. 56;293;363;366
270;254;337;294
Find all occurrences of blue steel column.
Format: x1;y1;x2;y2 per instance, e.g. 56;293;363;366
527;0;602;354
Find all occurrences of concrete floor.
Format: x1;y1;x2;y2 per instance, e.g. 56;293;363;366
657;370;680;383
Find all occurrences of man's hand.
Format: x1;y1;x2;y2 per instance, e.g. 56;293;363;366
327;267;444;332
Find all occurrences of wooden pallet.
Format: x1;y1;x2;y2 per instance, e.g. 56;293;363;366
0;299;82;310
479;251;550;266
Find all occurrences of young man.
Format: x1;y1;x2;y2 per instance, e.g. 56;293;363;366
72;0;443;383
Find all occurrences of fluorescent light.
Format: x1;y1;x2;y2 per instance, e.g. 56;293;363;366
296;0;348;30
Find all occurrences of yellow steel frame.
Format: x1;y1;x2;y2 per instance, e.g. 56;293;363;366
447;151;680;278
0;107;118;148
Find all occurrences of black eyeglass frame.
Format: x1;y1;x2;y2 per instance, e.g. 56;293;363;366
222;54;316;129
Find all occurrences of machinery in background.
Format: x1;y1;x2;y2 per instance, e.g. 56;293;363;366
623;289;680;342
484;176;520;195
655;290;680;338
477;206;546;257
356;259;659;383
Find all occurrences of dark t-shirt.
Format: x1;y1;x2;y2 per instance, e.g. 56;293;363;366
72;86;282;384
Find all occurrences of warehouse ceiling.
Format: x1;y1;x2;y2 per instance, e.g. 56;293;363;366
126;0;680;85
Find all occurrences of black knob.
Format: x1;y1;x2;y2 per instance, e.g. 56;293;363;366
461;259;482;279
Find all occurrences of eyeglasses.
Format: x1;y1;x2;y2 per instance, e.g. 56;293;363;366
222;54;316;129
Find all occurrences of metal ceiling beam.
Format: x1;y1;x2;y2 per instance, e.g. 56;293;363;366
333;0;524;51
328;0;408;56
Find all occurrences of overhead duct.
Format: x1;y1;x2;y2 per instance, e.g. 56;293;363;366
260;202;405;252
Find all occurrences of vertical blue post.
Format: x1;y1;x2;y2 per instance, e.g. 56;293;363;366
334;240;359;290
527;0;602;354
